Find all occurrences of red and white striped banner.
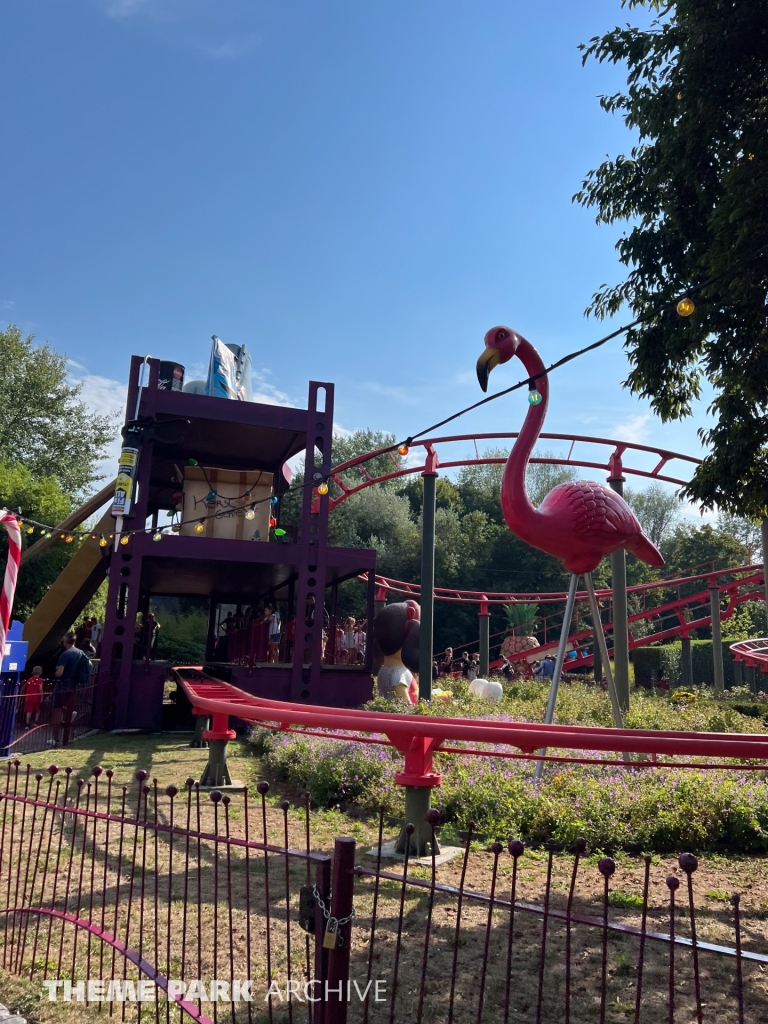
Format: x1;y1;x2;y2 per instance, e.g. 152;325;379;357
0;510;22;656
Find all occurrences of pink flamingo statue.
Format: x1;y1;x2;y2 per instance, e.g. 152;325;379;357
477;327;664;759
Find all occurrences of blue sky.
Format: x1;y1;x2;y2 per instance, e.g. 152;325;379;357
1;0;713;501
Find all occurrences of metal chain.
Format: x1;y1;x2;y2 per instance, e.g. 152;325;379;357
312;884;357;946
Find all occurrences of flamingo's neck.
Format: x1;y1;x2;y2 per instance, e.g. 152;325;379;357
501;338;549;534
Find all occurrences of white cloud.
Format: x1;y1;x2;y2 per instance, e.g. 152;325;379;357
359;381;419;406
608;413;652;444
103;0;155;18
71;372;127;479
0;300;14;311
197;33;262;60
251;368;294;407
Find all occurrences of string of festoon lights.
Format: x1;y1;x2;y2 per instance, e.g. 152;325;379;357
15;246;768;549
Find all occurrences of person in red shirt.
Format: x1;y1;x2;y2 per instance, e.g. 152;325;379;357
23;666;45;726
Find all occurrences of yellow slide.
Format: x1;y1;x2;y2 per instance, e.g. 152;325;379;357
23;481;115;666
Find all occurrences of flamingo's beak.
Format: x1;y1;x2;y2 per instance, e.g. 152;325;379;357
476;348;500;392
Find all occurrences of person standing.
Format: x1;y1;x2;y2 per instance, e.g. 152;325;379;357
264;603;281;663
342;617;356;664
439;647;454;677
51;634;90;746
23;666;45;726
90;620;103;653
354;619;367;664
75;617;93;650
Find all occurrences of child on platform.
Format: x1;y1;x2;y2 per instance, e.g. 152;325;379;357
23;666;45;726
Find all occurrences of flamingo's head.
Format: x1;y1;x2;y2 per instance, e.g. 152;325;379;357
476;326;522;392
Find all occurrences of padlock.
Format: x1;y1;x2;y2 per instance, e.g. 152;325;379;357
323;917;339;950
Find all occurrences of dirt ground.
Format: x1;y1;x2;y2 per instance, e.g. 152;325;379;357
1;734;766;1023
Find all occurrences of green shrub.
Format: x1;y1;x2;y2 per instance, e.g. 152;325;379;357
248;680;768;852
633;640;740;689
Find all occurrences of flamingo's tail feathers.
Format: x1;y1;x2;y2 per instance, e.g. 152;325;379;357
625;531;665;567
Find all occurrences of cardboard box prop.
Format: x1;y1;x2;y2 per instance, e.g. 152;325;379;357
181;468;273;541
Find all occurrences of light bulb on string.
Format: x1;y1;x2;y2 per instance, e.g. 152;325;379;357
270;496;278;505
677;296;695;317
274;528;286;537
398;444;409;456
26;527;34;535
528;386;543;406
317;481;329;496
120;535;130;546
194;521;205;534
65;534;74;544
244;508;255;521
153;531;163;542
188;458;199;467
269;517;277;529
205;491;216;502
99;536;107;548
60;533;66;540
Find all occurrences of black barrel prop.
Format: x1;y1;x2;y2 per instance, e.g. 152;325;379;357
158;361;185;391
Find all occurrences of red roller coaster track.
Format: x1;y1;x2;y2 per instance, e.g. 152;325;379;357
319;431;763;666
175;669;768;790
175;433;768;787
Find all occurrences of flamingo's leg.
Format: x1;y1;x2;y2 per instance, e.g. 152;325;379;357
584;572;628;743
535;572;579;780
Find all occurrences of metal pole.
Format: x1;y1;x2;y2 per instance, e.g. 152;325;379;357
710;585;725;694
535;573;578;781
584;573;625;732
733;659;743;689
608;473;630;712
478;598;490;678
419;448;439;702
593;633;602;683
680;634;692;691
326;837;356;1024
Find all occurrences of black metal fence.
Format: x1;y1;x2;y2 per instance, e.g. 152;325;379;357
0;763;765;1023
0;683;98;757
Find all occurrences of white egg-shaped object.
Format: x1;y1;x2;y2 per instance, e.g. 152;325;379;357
467;678;503;701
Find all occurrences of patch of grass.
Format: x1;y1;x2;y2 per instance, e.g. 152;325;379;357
706;889;732;902
608;890;645;909
613;949;634;977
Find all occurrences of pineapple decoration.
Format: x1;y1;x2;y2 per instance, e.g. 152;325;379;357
500;602;540;660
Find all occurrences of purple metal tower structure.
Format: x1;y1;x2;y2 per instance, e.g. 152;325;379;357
97;356;376;731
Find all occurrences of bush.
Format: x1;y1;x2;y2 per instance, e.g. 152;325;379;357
248;680;768;852
633;640;740;689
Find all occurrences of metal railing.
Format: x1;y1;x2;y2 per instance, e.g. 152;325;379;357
1;762;764;1022
0;683;98;757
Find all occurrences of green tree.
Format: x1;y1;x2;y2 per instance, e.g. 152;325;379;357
625;483;681;548
575;1;768;517
0;326;117;496
663;523;750;578
716;511;762;562
0;460;75;619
